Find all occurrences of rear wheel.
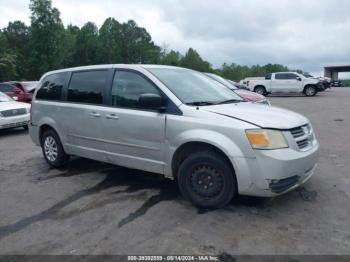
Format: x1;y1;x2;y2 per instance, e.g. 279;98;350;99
177;151;236;209
254;86;266;96
41;129;69;167
304;85;317;96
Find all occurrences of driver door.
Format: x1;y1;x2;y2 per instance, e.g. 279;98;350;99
102;70;166;174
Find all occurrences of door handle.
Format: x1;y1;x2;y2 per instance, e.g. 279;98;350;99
89;112;101;118
106;114;119;120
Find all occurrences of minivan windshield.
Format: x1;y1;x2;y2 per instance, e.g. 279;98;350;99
148;68;243;105
0;92;13;102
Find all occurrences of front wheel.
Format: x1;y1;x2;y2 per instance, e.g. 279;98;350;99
41;129;69;167
304;86;317;96
177;151;236;209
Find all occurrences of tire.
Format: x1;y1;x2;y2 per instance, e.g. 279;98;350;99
41;129;69;167
23;125;28;131
177;151;236;209
254;86;266;96
304;85;317;96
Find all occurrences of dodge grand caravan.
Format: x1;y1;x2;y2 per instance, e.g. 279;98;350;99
29;65;319;208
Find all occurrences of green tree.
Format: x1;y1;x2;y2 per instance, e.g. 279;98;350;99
98;18;122;63
0;30;17;81
3;21;29;79
28;0;64;79
73;22;100;66
180;48;211;72
162;50;182;66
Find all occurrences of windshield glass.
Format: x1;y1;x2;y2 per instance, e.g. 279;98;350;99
0;92;13;102
303;73;313;78
205;73;238;90
148;68;243;105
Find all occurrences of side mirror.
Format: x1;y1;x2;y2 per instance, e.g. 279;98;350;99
139;93;164;111
296;76;302;81
13;96;19;101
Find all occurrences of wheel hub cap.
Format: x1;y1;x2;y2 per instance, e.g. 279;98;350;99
190;165;223;198
44;136;58;162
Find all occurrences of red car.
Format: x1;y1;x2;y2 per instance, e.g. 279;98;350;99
0;81;38;103
205;73;270;105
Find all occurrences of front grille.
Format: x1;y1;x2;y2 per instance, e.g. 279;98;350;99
289;124;313;151
290;126;305;138
0;108;27;117
297;139;309;149
269;175;300;193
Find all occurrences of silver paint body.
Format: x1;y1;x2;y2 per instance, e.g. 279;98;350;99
29;65;319;197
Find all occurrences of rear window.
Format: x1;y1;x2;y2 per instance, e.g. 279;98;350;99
275;73;287;80
0;84;14;92
36;73;67;101
67;70;108;105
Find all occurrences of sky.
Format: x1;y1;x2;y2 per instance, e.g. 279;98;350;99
1;0;350;76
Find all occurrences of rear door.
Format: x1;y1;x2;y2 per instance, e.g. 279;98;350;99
62;69;113;162
101;69;166;174
271;73;291;93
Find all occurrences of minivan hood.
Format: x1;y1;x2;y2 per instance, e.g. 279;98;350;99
201;103;308;129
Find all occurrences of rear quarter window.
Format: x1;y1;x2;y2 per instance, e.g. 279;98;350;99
36;72;67;101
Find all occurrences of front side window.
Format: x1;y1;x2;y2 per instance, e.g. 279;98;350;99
67;70;108;105
287;73;298;80
36;73;67;101
265;74;272;80
147;68;243;105
111;70;160;109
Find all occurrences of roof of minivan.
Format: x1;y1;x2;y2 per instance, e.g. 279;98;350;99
40;64;188;81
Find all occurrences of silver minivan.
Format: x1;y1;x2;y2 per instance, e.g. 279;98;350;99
29;65;319;208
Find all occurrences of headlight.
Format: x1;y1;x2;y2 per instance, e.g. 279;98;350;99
246;129;288;149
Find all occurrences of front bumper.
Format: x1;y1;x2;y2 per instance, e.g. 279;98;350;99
233;141;319;197
0;114;30;130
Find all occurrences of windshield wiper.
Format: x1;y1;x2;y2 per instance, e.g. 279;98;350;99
185;101;216;106
216;99;243;105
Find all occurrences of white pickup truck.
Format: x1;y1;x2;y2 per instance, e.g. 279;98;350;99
245;72;323;96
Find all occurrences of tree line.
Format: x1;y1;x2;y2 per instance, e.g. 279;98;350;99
0;0;293;82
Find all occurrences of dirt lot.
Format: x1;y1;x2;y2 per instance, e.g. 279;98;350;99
0;88;349;256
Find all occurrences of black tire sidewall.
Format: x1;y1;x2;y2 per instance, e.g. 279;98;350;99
255;86;266;96
177;151;236;209
304;86;317;96
41;130;68;167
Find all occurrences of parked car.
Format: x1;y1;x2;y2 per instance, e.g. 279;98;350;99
227;79;249;90
303;73;330;90
0;92;30;130
330;80;343;87
29;65;319;209
246;72;324;96
0;81;38;103
204;73;270;105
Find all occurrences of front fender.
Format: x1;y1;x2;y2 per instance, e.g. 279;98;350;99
164;129;246;178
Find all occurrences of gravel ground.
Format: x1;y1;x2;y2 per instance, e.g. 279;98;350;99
0;88;349;256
